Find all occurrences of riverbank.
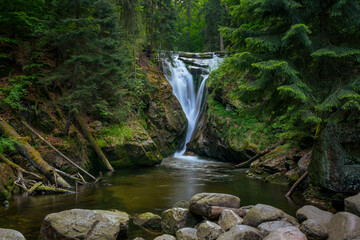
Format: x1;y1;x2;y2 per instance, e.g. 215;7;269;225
3;191;360;239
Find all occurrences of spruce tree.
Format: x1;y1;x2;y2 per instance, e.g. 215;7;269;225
221;0;360;141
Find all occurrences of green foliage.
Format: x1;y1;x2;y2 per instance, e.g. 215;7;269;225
0;76;32;110
220;0;360;143
0;137;17;155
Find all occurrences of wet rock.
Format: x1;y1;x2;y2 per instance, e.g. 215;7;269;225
176;228;198;240
133;238;145;240
217;225;263;240
189;193;240;217
257;221;293;237
188;66;209;76
264;226;307;240
161;208;199;235
133;212;161;231
296;205;333;226
327;212;360;240
265;172;288;184
39;209;129;240
281;213;300;227
196;221;223;240
154;234;176;240
309;121;360;192
298;152;311;175
173;200;189;209
300;219;328;240
0;228;26;240
178;57;209;68
344;192;360;217
243;204;284;227
285;169;299;183
218;209;243;231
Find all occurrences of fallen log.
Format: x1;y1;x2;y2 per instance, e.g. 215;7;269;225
74;112;114;171
235;141;284;168
22;120;97;181
0;118;71;188
208;206;247;219
0;153;42;179
35;184;75;194
285;171;309;198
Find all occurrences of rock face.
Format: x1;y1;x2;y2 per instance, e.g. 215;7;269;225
296;205;333;227
176;228;198;240
300;219;328;240
309;121;360;192
218;209;244;231
39;209;129;240
217;225;263;240
133;212;162;231
344;193;360;217
257;221;293;237
264;226;307;240
161;208;199;235
189;193;240;217
98;57;186;169
196;221;223;240
0;228;26;240
243;204;284;227
326;212;360;240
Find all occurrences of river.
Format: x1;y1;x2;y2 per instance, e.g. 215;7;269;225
0;156;305;239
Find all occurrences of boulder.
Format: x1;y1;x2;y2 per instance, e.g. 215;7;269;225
217;225;263;240
154;234;176;240
257;221;293;237
133;238;145;240
309;121;360;192
300;219;328;240
161;208;199;235
133;212;161;231
264;226;307;240
0;228;26;240
189;193;240;217
196;221;223;240
344;193;360;217
218;209;244;231
176;228;198;240
173;200;189;209
296;205;333;226
281;213;300;227
326;212;360;240
298;152;311;175
243;204;284;227
38;209;129;240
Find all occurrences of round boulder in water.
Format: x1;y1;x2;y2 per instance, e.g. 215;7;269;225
38;209;129;240
161;208;199;235
189;193;240;217
154;234;176;240
217;225;263;240
0;228;26;240
264;226;307;240
176;227;198;240
133;212;162;231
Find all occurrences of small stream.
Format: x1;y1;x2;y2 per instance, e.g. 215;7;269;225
0;156;305;239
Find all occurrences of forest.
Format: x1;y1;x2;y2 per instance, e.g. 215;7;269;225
1;0;360;239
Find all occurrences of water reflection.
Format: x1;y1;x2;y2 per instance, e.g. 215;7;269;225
0;156;305;239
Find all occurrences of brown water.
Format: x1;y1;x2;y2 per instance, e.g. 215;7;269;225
0;156;305;239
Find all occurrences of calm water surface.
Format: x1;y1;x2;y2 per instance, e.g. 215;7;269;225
0;156;305;239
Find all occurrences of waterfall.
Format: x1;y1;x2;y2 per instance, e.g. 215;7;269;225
163;53;223;157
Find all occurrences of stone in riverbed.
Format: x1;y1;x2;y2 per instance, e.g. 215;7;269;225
189;193;240;217
243;204;284;227
173;200;189;209
38;209;129;240
264;226;307;240
196;221;223;240
344;192;360;217
217;225;263;240
326;212;360;240
300;219;328;240
295;205;333;226
176;227;198;240
161;208;199;235
154;234;176;240
257;221;293;237
133;212;161;231
218;209;244;231
0;228;26;240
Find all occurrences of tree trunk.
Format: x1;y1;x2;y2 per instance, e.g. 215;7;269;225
74;112;114;171
220;34;224;51
0;118;71;188
63;111;72;135
187;0;191;52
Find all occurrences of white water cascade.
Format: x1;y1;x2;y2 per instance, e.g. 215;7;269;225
163;53;223;157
